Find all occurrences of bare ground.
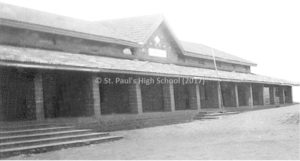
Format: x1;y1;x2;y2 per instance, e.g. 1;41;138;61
8;104;300;160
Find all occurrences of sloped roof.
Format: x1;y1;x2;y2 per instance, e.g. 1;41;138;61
0;2;255;66
0;45;298;86
181;41;257;66
94;15;164;44
0;2;163;46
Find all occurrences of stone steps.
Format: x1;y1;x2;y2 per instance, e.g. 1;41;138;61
0;123;123;158
0;129;92;143
0;123;59;131
0;132;109;149
0;135;122;158
0;126;74;136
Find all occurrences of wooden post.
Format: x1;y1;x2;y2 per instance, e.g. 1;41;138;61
196;84;201;111
234;83;239;108
91;75;101;118
34;73;45;121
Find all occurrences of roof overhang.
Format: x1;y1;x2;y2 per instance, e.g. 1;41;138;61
0;45;298;86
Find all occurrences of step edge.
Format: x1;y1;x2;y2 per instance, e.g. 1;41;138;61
0;132;109;147
0;136;123;153
0;129;92;140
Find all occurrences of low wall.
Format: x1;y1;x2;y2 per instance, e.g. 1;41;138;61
76;110;198;131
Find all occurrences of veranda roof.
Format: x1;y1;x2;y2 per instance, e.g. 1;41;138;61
0;45;298;86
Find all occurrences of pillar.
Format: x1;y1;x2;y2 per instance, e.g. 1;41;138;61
188;84;198;110
279;86;286;104
282;88;286;104
234;83;239;108
255;84;265;106
217;81;223;111
196;84;201;110
162;83;175;112
289;86;293;103
249;83;254;108
269;86;275;105
34;72;45;121
91;75;101;118
129;83;143;114
273;86;278;105
261;85;265;106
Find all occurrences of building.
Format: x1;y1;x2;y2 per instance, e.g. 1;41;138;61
0;3;298;130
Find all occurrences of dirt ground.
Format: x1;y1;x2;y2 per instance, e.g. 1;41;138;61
8;104;300;160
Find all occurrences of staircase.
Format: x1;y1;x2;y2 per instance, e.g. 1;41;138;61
0;123;122;158
194;111;239;120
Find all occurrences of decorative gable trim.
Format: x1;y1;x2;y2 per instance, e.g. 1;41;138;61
141;19;186;56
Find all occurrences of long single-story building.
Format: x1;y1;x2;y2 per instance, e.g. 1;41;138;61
0;3;298;130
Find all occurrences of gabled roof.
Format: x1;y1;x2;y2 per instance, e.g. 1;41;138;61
181;41;257;66
0;2;254;66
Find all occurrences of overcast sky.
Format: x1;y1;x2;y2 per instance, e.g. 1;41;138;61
1;0;299;101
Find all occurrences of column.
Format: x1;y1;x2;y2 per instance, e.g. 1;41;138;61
273;86;278;105
234;83;239;108
261;85;265;106
129;83;143;114
34;72;45;121
282;88;286;104
91;75;101;118
290;86;293;103
269;86;275;105
279;86;286;104
163;83;175;112
195;84;201;110
188;84;198;110
249;83;254;108
217;81;223;111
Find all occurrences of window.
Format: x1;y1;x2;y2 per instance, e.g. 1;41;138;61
148;48;167;58
154;36;161;44
123;48;133;55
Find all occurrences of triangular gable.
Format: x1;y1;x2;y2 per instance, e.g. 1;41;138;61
142;19;186;56
94;14;165;45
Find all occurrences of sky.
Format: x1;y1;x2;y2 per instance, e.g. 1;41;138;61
0;0;300;101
